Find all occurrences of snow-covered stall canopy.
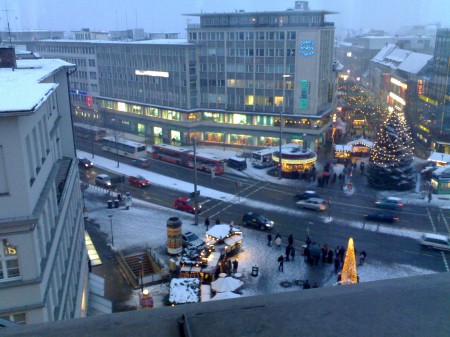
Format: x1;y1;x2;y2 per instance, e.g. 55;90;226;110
428;152;450;167
334;144;352;160
347;138;373;154
168;278;200;305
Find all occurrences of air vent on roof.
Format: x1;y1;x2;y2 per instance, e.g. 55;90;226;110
0;46;17;69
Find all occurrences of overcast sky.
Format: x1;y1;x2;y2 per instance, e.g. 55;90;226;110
1;0;449;38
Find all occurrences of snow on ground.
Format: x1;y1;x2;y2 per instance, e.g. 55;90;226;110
79;147;446;308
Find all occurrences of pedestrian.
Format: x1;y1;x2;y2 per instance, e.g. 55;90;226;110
204;217;210;231
226;259;232;275
267;233;272;247
303;245;310;262
285;245;291;261
215;218;221;224
232;259;239;274
303;279;311;289
359;250;367;266
428;192;432;203
229;221;234;234
334;257;340;274
327;250;334;264
278;255;284;272
290;246;295;261
275;236;282;249
288;234;294;246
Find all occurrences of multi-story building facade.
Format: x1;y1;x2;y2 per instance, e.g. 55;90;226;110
25;1;339;151
0;48;88;324
419;28;450;153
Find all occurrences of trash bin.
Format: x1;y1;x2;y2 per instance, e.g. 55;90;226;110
114;199;120;208
251;264;259;277
107;200;113;209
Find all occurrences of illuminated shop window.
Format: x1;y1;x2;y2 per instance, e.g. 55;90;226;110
232;114;250;125
203;112;224;123
245;95;254;105
145;107;160;118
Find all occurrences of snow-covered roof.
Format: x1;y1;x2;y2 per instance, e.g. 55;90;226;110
428;152;450;164
0;58;73;113
334;144;352;152
206;224;240;240
397;52;433;74
347;138;374;148
169;278;200;304
41;38;192;46
432;165;450;178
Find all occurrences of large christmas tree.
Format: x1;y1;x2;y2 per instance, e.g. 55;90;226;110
367;110;415;190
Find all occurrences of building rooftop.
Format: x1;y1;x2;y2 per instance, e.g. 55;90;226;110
38;38;191;46
0;58;74;114
1;272;449;336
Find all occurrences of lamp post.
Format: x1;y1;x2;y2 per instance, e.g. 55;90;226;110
279;74;291;180
111;118;120;168
193;137;199;226
138;256;144;292
108;214;114;247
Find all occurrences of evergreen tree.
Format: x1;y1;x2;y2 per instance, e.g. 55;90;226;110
340;237;357;285
367;110;415;190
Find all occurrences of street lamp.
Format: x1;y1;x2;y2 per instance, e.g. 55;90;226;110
111;118;120;168
108;214;114;247
193;137;199;226
279;74;292;180
138;256;144;292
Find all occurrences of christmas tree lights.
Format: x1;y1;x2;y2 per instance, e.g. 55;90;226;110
340;237;358;285
367;109;415;190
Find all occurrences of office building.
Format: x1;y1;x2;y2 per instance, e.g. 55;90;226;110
0;47;88;324
24;2;339;151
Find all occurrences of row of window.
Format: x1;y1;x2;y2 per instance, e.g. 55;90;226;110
201;15;322;27
34;45;95;55
191;31;297;41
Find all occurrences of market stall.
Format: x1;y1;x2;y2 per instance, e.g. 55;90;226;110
334;144;351;163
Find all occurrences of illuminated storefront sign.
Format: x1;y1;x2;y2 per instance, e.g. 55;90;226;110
299;41;315;56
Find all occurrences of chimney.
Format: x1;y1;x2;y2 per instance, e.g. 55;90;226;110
0;46;17;69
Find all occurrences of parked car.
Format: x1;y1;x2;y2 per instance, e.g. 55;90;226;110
295;190;320;201
375;197;404;210
95;174;112;188
131;158;152;168
364;212;399;223
128;175;150;188
227;157;247;171
419;233;450;251
296;198;328;211
173;197;202;213
182;231;205;249
242;212;274;230
78;158;93;169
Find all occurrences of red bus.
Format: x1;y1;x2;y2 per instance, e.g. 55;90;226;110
151;144;227;174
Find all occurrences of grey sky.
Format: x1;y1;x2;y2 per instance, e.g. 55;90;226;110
1;0;449;37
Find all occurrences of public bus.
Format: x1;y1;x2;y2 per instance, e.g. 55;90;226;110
151;144;227;175
251;148;276;168
73;122;107;141
100;136;147;158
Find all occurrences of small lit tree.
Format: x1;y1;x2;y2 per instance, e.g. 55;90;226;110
367;110;415;190
340;237;358;285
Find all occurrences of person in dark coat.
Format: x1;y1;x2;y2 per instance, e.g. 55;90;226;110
290;246;296;261
303;279;311;289
327;250;334;264
267;233;272;247
215;218;221;224
359;250;367;266
285;245;291;261
303;245;310;263
334;257;341;274
204;217;210;231
288;234;294;246
232;259;239;274
278;255;284;272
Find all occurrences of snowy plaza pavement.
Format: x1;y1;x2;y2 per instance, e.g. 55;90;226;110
84;187;436;309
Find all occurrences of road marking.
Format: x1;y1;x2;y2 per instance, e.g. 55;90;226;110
438;209;450;233
441;251;449;272
426;208;437;233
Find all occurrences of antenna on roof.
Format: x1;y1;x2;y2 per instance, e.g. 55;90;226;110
0;7;16;46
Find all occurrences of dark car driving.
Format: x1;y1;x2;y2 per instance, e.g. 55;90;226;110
78;158;93;169
242;212;274;230
364;212;399;223
131;158;152;168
